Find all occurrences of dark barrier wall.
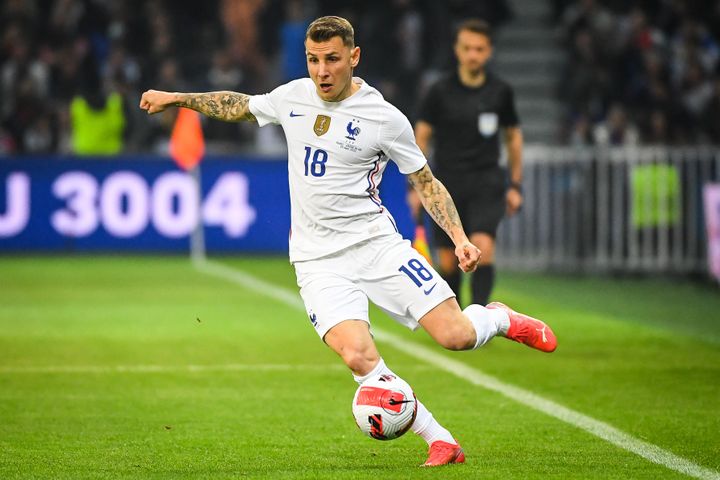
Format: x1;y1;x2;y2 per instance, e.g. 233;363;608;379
0;156;414;253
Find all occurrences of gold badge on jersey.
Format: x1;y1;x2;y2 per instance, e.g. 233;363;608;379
313;115;331;136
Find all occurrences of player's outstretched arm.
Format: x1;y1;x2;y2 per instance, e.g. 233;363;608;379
407;164;481;272
139;90;257;122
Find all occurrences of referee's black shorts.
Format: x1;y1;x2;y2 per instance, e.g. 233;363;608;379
431;167;507;248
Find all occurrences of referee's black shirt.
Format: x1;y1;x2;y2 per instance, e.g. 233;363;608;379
417;71;519;175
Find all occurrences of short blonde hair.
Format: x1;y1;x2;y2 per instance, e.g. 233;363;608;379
306;16;355;48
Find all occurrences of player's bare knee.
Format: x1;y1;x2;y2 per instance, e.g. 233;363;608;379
341;347;379;376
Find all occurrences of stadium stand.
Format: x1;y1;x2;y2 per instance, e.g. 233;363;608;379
1;0;718;155
557;0;720;145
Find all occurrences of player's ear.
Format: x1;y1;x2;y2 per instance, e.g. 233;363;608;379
350;46;360;68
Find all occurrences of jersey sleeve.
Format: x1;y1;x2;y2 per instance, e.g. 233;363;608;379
379;108;427;174
416;83;440;125
249;82;294;127
499;85;520;127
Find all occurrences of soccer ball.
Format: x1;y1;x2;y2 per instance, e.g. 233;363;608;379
352;374;417;440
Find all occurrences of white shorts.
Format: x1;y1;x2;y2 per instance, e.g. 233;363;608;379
293;233;455;339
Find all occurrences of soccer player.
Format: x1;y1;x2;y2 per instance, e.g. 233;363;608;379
140;16;555;467
411;19;524;306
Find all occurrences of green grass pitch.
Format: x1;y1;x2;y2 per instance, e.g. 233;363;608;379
1;255;719;479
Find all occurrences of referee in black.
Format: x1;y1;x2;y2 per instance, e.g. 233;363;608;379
410;18;523;306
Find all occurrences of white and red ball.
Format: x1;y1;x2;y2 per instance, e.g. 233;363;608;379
352;374;417;440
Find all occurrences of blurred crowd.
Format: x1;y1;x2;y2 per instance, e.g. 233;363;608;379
0;0;511;156
556;0;720;145
2;0;720;156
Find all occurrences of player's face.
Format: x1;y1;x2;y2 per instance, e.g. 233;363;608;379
306;36;360;102
454;30;492;75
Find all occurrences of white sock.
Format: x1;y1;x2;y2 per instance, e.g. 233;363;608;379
353;358;455;446
352;358;387;384
409;399;455;445
463;304;510;349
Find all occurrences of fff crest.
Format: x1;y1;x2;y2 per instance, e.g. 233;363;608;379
314;115;331;136
345;120;361;140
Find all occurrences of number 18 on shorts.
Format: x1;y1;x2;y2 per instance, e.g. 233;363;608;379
294;233;455;339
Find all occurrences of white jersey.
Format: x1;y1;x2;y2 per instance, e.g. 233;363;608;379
249;78;427;262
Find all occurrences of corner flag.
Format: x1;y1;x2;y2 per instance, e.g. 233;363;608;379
170;108;205;171
412;225;432;263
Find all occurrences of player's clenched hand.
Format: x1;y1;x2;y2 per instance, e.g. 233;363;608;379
455;242;481;273
506;188;523;216
139;90;176;114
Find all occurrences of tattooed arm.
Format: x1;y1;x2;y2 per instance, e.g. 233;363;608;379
407;163;481;272
139;90;256;122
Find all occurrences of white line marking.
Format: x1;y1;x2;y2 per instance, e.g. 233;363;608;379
0;363;435;374
196;258;304;309
375;329;720;480
0;364;345;374
195;259;720;480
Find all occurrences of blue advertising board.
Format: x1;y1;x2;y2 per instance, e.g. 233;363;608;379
0;156;414;253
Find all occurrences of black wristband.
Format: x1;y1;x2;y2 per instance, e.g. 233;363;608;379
509;181;522;193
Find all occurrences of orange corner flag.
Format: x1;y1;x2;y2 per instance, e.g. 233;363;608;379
412;225;432;263
170;108;205;171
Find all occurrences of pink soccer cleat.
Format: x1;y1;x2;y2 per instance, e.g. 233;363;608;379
422;440;465;467
487;302;557;353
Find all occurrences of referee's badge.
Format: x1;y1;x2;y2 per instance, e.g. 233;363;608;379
314;115;331;136
478;112;498;137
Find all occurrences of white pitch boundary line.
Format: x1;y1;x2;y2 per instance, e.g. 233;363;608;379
195;259;720;480
0;364;345;374
0;364;435;374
